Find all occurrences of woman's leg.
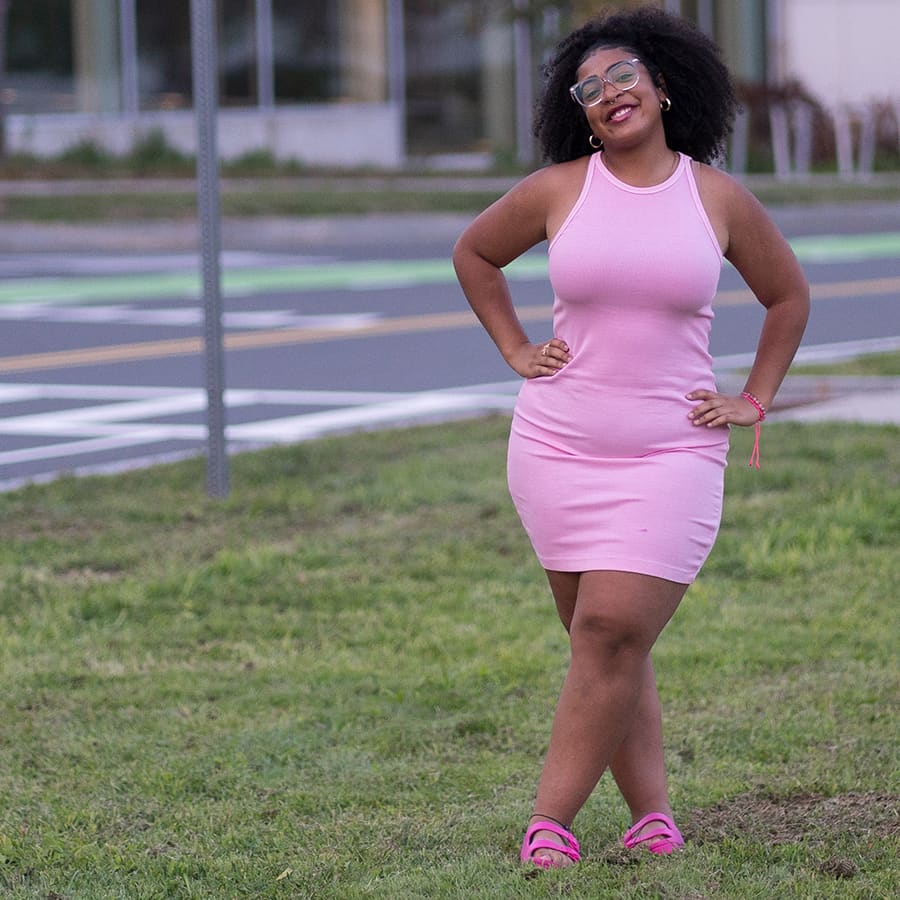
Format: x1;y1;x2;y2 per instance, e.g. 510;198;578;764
525;570;686;865
547;573;673;823
608;657;672;819
546;569;579;631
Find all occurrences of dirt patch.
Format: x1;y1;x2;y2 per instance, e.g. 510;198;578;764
683;791;899;846
600;792;897;877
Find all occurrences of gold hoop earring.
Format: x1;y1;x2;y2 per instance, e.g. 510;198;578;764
660;97;672;112
589;134;603;150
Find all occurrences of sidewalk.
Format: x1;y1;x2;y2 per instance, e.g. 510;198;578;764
718;374;900;426
769;377;900;425
2;171;900;253
0;213;475;253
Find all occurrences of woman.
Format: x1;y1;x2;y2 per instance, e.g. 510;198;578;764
453;6;809;869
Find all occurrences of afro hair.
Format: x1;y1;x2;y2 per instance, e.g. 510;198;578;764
533;6;738;165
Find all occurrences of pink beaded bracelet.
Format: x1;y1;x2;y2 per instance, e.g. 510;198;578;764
740;391;766;469
740;391;766;421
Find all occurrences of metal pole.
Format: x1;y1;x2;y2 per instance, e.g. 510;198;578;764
0;0;8;155
118;0;139;114
513;0;534;166
190;0;229;498
765;0;786;85
386;0;406;160
697;0;714;35
255;0;274;110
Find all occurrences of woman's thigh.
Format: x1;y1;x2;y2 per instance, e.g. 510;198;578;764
548;569;687;651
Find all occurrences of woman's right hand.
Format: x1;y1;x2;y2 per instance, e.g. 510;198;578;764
508;338;571;378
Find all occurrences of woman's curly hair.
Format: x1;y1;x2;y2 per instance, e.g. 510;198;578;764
533;6;738;165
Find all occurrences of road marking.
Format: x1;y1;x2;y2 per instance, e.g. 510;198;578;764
0;305;378;330
711;276;900;306
0;432;195;467
3;335;898;485
0;250;327;277
0;308;485;373
0;232;898;306
788;232;900;263
1;275;898;375
712;335;900;369
0;383;520;469
0;383;410;406
0;259;479;305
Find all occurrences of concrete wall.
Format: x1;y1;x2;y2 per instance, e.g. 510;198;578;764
4;103;406;168
777;0;900;106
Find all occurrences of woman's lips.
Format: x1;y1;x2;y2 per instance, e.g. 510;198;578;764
607;104;635;123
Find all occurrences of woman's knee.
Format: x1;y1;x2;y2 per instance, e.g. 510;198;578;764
567;572;685;660
569;605;650;659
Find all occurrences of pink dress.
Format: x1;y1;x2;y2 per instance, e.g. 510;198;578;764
507;152;729;583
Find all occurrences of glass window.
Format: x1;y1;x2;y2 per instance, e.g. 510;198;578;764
136;0;192;110
135;0;257;110
404;0;503;155
220;0;256;106
272;0;341;102
4;0;76;113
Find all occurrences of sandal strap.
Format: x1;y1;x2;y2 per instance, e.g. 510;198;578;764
521;820;581;864
623;812;684;851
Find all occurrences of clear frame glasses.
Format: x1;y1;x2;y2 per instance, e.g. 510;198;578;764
569;58;642;107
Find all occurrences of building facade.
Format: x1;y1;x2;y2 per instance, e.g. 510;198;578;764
1;1;897;169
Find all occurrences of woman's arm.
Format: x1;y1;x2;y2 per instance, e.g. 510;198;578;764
688;172;810;429
453;167;573;378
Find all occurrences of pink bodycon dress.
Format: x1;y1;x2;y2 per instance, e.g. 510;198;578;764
507;151;730;583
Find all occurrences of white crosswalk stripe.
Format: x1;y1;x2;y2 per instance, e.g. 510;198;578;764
0;382;520;486
3;339;898;492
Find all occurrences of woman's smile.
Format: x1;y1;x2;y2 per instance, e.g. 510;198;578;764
606;103;637;123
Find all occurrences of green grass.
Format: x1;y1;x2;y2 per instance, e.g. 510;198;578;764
0;189;508;222
792;350;900;377
6;180;900;223
1;419;898;898
2;143;900;223
4;179;900;223
747;179;900;207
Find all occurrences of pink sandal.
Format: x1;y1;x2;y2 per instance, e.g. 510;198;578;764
623;812;684;855
520;819;581;869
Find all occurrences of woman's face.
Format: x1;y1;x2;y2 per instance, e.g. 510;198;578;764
572;46;667;150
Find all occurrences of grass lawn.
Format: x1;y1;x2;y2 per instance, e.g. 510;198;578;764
0;418;897;898
791;350;900;377
2;169;900;223
0;189;509;223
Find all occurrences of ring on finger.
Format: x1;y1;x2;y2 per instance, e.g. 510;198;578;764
541;344;549;357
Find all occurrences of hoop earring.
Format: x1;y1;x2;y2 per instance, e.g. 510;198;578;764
589;134;603;150
660;96;672;112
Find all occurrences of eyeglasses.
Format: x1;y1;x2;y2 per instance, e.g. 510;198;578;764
569;58;642;108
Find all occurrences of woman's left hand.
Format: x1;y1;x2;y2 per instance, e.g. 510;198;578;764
686;390;760;428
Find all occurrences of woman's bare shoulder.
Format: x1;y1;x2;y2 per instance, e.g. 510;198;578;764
528;156;592;240
455;156;592;262
692;161;761;213
523;156;591;195
692;161;772;253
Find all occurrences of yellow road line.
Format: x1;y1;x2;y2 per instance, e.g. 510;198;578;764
1;276;897;375
0;310;486;374
716;276;900;306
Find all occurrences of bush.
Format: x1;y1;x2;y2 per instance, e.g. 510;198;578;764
126;129;192;172
57;139;114;169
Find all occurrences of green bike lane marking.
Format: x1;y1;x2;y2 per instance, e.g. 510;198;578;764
3;276;899;375
0;232;898;307
788;231;900;262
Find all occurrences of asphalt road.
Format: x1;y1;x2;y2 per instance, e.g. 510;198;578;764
1;203;899;490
